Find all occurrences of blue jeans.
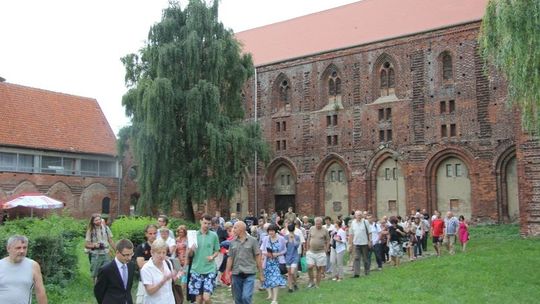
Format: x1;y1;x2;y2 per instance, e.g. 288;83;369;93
367;243;384;269
414;238;423;257
232;274;256;304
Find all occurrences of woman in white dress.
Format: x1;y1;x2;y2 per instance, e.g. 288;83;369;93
140;238;179;304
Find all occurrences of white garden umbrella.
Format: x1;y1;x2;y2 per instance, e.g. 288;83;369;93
2;193;64;217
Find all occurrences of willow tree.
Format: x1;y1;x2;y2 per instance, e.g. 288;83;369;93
121;0;268;221
480;0;540;134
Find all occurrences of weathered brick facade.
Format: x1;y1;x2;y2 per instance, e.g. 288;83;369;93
238;21;540;235
516;132;540;236
0;173;122;219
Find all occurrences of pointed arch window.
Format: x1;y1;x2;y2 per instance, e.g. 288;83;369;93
328;71;341;97
279;79;290;104
380;61;395;96
442;53;453;81
380;70;387;90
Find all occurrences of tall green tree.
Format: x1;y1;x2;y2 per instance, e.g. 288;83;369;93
121;0;268;221
480;0;540;134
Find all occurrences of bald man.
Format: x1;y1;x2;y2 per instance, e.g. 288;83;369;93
226;221;263;304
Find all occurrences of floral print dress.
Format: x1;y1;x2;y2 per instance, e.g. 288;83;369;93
262;237;286;289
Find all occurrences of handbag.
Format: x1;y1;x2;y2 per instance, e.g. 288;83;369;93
409;234;417;244
300;256;308;273
279;263;287;275
166;260;183;304
220;271;231;286
172;283;183;304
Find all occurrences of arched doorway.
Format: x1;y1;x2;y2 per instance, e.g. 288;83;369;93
436;157;472;219
101;197;111;215
323;162;349;219
273;165;296;215
80;183;110;215
376;158;406;218
230;175;249;218
506;156;519;221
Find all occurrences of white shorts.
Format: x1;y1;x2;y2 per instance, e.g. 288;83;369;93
306;251;326;267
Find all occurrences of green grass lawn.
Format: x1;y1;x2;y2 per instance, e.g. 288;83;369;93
253;224;540;304
51;225;539;303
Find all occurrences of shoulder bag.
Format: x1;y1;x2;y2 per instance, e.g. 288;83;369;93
166;260;183;304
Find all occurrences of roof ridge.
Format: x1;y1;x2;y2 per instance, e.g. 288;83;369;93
1;81;97;102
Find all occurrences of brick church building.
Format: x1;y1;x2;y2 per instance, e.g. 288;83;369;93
234;0;540;235
0;80;124;219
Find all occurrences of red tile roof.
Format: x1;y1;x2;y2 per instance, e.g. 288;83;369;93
0;82;117;156
236;0;488;66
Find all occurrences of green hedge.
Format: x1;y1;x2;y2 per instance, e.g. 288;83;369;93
0;214;85;288
110;216;155;248
110;216;198;248
169;217;199;231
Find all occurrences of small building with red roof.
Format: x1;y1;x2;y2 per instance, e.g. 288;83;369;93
0;79;123;219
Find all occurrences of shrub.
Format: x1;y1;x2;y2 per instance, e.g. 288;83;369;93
110;216;156;248
110;216;199;248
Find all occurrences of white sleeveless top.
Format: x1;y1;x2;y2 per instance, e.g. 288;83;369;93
0;257;34;304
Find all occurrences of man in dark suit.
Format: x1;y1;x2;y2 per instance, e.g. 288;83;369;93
94;239;135;304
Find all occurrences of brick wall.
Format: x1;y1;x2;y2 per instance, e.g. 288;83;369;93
516;130;540;236
0;172;122;220
241;21;538;234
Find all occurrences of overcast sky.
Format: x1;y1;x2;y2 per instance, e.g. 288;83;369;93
0;0;359;134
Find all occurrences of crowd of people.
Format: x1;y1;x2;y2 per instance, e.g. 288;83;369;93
219;207;469;304
0;208;470;304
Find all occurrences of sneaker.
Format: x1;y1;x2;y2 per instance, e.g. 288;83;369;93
288;288;294;293
353;275;360;278
307;283;314;288
332;277;337;281
336;278;342;282
294;284;299;291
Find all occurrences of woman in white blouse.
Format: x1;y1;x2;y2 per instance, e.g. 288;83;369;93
330;219;347;281
140;238;179;304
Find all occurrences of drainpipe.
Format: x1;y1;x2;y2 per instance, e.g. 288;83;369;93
117;160;122;219
254;68;258;216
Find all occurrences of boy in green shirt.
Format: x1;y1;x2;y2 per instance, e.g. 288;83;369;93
188;214;220;303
